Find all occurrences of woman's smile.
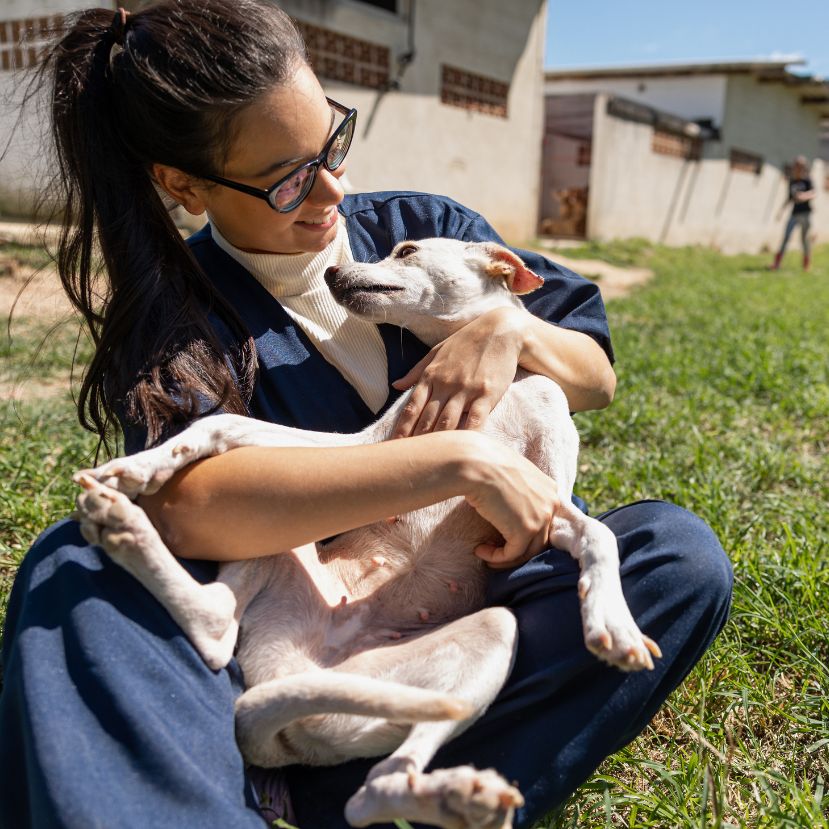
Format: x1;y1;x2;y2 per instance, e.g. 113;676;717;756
295;208;339;231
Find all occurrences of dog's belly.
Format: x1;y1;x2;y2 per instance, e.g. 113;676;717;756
235;501;492;688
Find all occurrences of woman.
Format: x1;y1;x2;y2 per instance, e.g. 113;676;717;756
770;155;815;272
0;3;732;827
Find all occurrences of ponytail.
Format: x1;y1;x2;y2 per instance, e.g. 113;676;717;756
33;1;307;455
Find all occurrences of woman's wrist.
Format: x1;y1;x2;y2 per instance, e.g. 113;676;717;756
444;430;502;497
490;306;528;359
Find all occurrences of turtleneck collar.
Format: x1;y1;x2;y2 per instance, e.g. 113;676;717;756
209;218;347;298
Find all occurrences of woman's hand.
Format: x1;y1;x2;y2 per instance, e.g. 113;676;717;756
391;307;525;437
457;435;559;569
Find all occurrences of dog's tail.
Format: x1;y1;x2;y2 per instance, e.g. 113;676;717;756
236;671;474;764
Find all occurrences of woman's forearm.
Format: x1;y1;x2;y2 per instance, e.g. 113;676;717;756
140;431;488;560
517;314;616;411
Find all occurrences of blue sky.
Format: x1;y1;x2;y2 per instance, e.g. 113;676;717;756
545;0;829;78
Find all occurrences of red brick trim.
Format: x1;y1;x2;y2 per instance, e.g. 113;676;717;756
652;128;701;160
294;20;390;90
729;148;763;175
441;64;509;118
0;14;62;71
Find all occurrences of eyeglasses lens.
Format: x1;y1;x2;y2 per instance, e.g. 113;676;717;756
269;110;355;212
326;117;354;170
271;166;315;211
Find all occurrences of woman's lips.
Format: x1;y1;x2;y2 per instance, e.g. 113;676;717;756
296;211;338;231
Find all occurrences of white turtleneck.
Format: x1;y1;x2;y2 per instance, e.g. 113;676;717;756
210;219;389;413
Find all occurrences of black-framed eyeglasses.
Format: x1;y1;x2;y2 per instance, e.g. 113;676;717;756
200;98;357;213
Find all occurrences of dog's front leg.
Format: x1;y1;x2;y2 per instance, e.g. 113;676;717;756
550;502;661;672
76;413;366;499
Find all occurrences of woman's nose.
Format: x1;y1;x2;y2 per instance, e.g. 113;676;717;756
307;164;345;207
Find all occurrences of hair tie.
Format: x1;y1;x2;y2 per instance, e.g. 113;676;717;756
110;7;131;46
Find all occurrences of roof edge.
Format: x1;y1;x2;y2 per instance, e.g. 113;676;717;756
544;57;808;81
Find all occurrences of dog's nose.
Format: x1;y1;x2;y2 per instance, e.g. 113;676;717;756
324;266;340;286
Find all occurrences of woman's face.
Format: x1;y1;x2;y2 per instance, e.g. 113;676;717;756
196;63;347;254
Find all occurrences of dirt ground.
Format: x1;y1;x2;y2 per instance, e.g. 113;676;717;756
0;222;76;401
527;241;654;302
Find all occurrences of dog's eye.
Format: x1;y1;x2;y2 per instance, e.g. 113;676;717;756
394;243;418;259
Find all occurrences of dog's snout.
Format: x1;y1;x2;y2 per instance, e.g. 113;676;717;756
324;266;340;287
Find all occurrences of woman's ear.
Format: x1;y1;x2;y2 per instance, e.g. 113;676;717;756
151;163;208;216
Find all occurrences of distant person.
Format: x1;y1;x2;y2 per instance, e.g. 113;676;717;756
771;155;815;271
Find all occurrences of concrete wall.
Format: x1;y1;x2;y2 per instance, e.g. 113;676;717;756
0;0;547;243
0;2;99;216
283;0;547;242
544;74;727;126
2;0;92;16
587;83;828;254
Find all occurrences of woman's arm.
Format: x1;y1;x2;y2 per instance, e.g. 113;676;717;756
793;188;816;202
391;306;616;437
140;429;558;565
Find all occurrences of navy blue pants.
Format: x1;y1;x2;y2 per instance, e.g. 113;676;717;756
0;500;731;829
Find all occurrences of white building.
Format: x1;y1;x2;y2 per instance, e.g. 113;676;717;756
542;59;829;253
0;0;548;242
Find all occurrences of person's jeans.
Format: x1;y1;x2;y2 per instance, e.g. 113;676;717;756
778;212;811;257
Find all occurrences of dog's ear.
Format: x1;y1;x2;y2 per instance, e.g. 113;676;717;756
479;244;544;295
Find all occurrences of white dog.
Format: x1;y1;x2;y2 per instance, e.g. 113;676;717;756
73;239;660;829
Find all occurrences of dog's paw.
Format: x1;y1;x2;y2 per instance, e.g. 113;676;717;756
73;474;154;551
578;572;661;672
73;440;204;499
346;765;523;829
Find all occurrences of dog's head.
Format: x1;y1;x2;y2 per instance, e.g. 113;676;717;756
325;238;543;344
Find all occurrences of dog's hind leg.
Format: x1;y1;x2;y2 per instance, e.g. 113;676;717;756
74;476;238;670
343;608;523;829
235;671;475;768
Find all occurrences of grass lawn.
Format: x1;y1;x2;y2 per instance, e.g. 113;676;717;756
1;238;827;827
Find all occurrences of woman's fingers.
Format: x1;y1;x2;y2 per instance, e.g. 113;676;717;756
413;397;446;435
463;397;492;431
432;397;466;432
392;382;433;438
475;524;550;570
391;350;432;393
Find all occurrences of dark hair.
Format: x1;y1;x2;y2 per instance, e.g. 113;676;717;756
37;0;307;454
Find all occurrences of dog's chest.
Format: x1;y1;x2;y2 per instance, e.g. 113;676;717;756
236;500;491;676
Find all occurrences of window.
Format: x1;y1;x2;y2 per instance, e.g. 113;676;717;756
0;14;59;71
440;65;509;119
730;148;763;175
353;0;397;11
293;20;390;90
652;129;701;161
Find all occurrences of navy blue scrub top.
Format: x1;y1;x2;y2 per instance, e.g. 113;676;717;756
124;192;612;454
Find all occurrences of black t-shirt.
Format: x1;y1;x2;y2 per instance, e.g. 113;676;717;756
790;177;813;214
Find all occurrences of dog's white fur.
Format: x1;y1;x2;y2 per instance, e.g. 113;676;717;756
74;239;660;829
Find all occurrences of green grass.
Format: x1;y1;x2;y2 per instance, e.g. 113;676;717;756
0;310;98;628
535;241;829;828
2;239;828;827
